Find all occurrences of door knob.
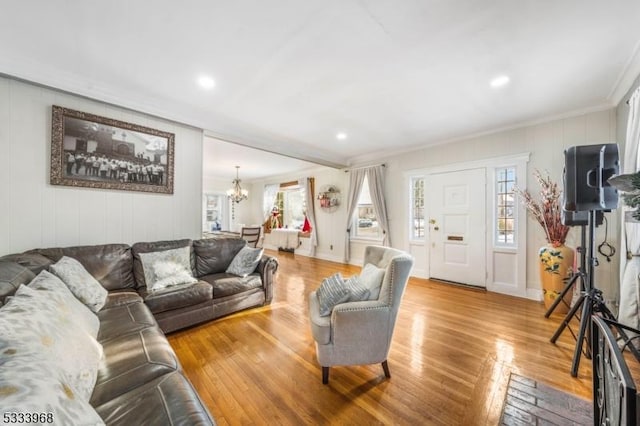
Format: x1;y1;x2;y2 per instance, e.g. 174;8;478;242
434;226;439;231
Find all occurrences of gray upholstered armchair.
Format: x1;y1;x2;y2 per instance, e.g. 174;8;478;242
308;245;414;384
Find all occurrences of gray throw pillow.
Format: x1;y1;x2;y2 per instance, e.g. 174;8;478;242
316;273;350;316
359;263;385;300
226;246;264;277
49;256;108;313
344;275;370;302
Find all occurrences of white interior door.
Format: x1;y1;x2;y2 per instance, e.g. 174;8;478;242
428;168;486;287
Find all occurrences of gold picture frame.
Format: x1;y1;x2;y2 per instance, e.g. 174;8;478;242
50;105;175;194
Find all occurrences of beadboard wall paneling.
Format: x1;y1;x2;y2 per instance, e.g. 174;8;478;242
0;77;203;256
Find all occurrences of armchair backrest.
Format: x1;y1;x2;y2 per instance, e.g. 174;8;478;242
364;245;413;312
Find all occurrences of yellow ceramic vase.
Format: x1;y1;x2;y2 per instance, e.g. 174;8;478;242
538;244;575;314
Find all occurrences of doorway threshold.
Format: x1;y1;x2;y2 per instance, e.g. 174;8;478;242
430;278;486;292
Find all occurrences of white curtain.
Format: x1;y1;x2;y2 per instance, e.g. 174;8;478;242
300;177;318;256
263;184;279;221
343;169;366;262
619;86;640;331
366;165;391;247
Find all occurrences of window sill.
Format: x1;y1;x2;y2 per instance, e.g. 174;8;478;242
350;236;384;244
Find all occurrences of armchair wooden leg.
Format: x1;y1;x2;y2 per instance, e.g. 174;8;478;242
382;360;391;378
322;366;330;384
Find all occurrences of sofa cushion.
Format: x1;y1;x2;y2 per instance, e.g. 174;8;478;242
140;281;213;314
27;244;135;291
102;290;143;310
49;256;108;313
200;273;262;299
94;372;214;426
131;239;193;289
1;284;103;402
139;246;198;292
193;238;246;277
97;299;157;343
226;246;263;277
0;350;105;425
0;252;53;275
0;260;35;306
90;326;180;407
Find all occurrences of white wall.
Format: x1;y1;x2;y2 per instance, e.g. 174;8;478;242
240;109;618;300
248;167;349;263
0;77;203;256
377;108;618;302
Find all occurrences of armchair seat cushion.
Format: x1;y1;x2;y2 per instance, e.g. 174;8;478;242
200;273;262;299
140;281;213;314
309;290;331;345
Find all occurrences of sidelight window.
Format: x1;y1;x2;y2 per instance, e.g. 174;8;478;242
496;167;516;246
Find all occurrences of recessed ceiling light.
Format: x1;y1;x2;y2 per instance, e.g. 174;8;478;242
490;75;510;88
197;75;216;90
336;132;347;140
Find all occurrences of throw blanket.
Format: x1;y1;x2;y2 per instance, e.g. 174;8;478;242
271;229;299;250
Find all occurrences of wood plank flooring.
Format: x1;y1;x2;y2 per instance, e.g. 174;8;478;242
167;251;594;425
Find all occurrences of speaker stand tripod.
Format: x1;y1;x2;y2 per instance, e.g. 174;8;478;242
544;224;586;318
549;210;621;377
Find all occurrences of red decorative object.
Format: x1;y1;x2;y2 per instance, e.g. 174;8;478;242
302;216;312;233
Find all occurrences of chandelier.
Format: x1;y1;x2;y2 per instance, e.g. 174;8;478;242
227;166;248;204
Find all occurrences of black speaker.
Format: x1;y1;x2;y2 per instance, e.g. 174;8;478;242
561;209;604;227
563;144;619;212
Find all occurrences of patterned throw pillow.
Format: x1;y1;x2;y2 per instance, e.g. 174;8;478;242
316;273;350;316
359;263;386;300
344;275;370;302
0;349;105;425
27;270;100;338
226;246;264;278
0;284;103;402
49;256;108;313
139;247;198;293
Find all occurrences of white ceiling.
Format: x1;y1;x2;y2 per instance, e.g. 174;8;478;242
203;136;320;181
2;1;640;178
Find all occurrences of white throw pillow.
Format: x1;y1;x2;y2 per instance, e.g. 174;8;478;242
49;256;108;313
359;263;386;300
226;246;263;278
0;284;103;402
0;350;105;425
139;247;198;293
27;270;100;338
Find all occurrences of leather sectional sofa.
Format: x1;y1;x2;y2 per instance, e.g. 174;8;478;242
0;236;278;425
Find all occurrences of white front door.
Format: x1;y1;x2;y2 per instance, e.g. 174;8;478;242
428;168;486;287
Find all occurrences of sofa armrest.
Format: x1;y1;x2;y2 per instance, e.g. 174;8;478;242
256;254;278;304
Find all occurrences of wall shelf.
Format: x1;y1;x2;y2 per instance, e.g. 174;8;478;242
317;185;340;213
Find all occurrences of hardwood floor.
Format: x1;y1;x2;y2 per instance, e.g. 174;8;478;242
167;250;593;425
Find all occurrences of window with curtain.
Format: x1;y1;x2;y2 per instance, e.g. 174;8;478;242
410;177;425;240
353;176;382;239
264;183;306;229
496;167;516;246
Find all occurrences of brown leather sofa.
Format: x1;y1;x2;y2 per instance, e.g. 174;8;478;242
0;236;278;425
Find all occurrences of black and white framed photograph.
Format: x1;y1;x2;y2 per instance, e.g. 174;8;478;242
50;105;175;194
